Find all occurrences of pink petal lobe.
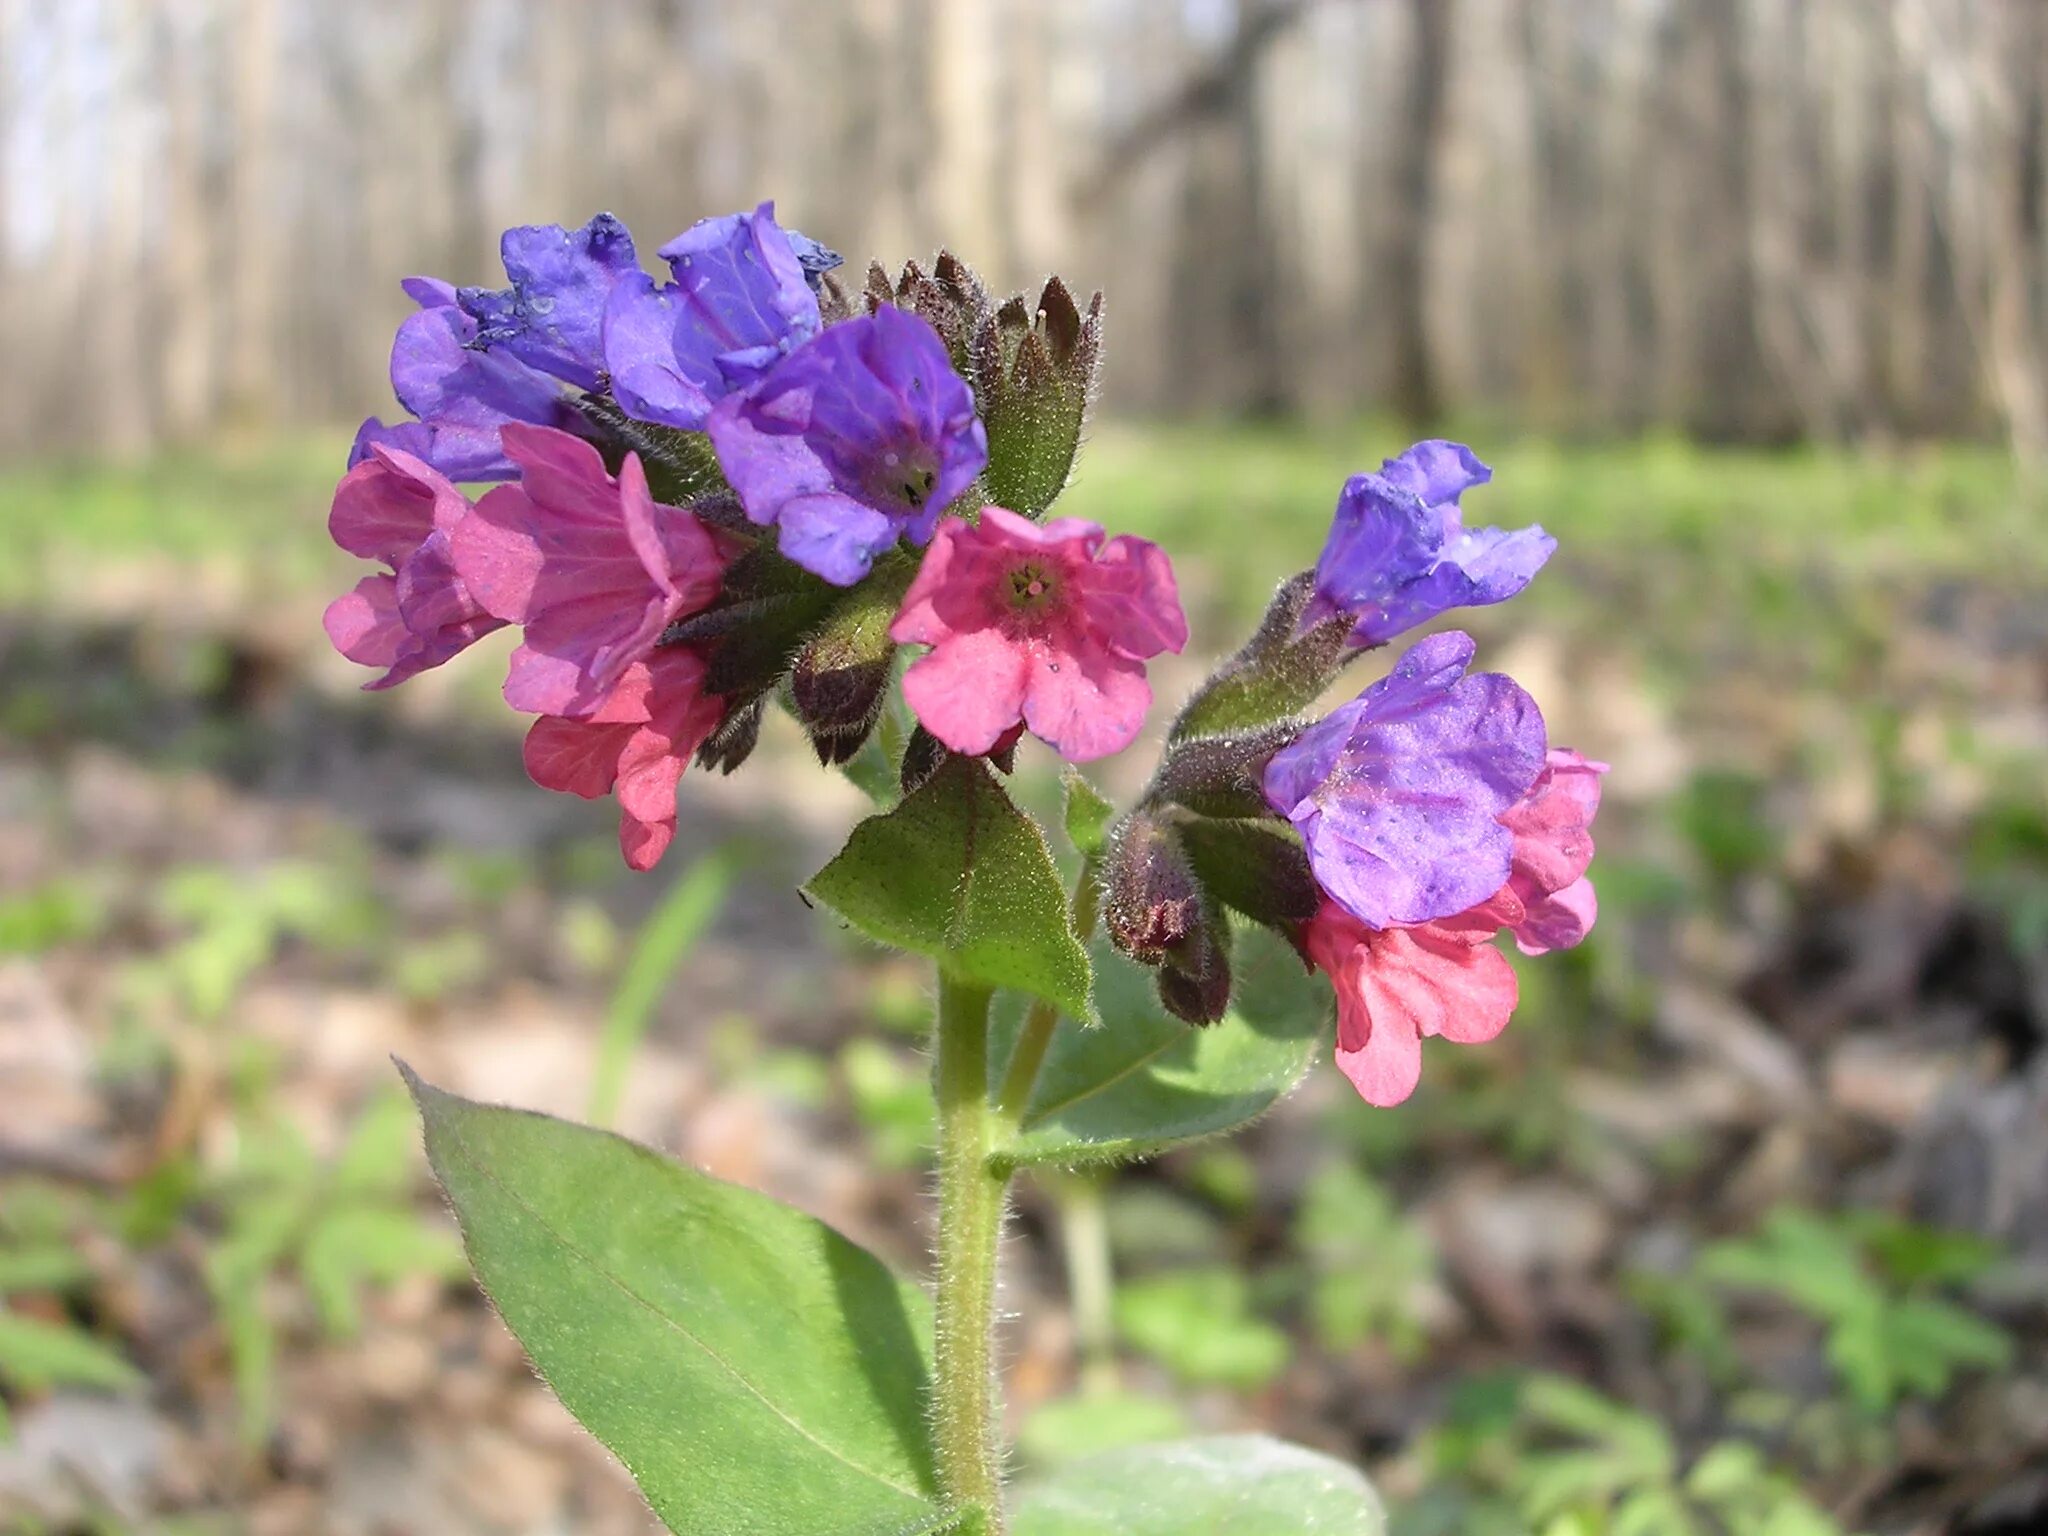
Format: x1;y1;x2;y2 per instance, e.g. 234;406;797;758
451;486;547;623
523;715;634;799
1512;875;1598;956
901;629;1033;755
1502;748;1608;898
1334;1008;1424;1107
1020;636;1154;762
324;575;405;669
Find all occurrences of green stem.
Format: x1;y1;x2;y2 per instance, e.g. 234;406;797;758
1054;1171;1120;1396
932;972;1006;1529
993;867;1100;1132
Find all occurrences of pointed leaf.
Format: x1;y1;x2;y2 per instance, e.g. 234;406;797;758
807;756;1093;1023
0;1308;142;1393
406;1071;954;1536
1009;1435;1385;1535
991;926;1328;1169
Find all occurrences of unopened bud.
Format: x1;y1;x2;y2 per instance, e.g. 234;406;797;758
790;574;903;766
1157;921;1233;1025
695;694;766;776
1102;814;1204;964
970;277;1103;518
1167;571;1355;743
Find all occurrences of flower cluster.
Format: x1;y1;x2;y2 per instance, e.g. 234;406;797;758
1270;445;1600;1104
326;202;1600;1114
326;204;1175;864
1106;441;1601;1106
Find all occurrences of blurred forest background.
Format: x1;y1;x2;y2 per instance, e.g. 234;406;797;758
4;3;2048;1535
9;0;2048;453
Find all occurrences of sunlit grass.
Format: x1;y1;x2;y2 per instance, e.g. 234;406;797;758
1;422;2036;649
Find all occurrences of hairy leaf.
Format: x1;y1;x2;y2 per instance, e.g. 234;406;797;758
407;1071;955;1536
990;925;1327;1169
807;756;1093;1023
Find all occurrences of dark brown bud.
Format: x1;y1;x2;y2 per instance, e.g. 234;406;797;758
695;694;766;776
1102;814;1205;964
899;724;950;797
789;574;903;767
1157;921;1233;1025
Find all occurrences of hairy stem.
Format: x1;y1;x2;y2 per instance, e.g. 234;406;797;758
993;866;1100;1130
932;973;1006;1529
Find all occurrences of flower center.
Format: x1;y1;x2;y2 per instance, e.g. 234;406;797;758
866;444;940;513
1005;561;1061;614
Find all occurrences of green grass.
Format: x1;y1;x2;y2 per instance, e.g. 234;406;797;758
2;422;2037;653
1064;423;2043;640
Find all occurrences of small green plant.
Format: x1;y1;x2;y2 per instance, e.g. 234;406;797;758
1293;1159;1433;1359
1407;1374;1853;1536
124;859;382;1024
840;1038;936;1169
1114;1268;1290;1392
588;848;733;1126
204;1089;463;1442
0;875;107;956
0;1186;141;1437
1700;1208;2012;1416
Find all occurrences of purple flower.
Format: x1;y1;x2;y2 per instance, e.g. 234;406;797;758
1306;440;1555;647
457;214;641;391
1263;631;1547;928
352;278;583;483
601;202;822;431
707;305;987;585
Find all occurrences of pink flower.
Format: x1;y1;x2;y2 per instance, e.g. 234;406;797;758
889;507;1188;763
451;424;728;716
1307;899;1520;1108
1304;747;1606;1106
322;445;504;688
522;647;724;870
1490;748;1608;955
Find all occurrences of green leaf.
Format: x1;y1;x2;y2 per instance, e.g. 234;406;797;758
406;1070;955;1536
991;926;1327;1169
1017;1391;1191;1467
0;1242;94;1294
807;756;1092;1023
1115;1270;1290;1391
0;1307;142;1393
1061;769;1115;858
1009;1435;1385;1535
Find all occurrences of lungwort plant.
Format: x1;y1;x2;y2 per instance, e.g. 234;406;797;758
323;203;1604;1534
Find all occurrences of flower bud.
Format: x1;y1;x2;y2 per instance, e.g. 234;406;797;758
1157;921;1233;1026
1176;816;1321;935
1102;813;1205;964
1167;570;1354;743
970;277;1103;518
790;576;903;766
1144;721;1302;820
694;694;765;776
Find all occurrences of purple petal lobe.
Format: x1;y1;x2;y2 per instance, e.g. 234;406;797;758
708;304;987;585
1309;440;1552;647
387;302;580;482
1263;631;1548;927
603;203;821;431
458;214;639;390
